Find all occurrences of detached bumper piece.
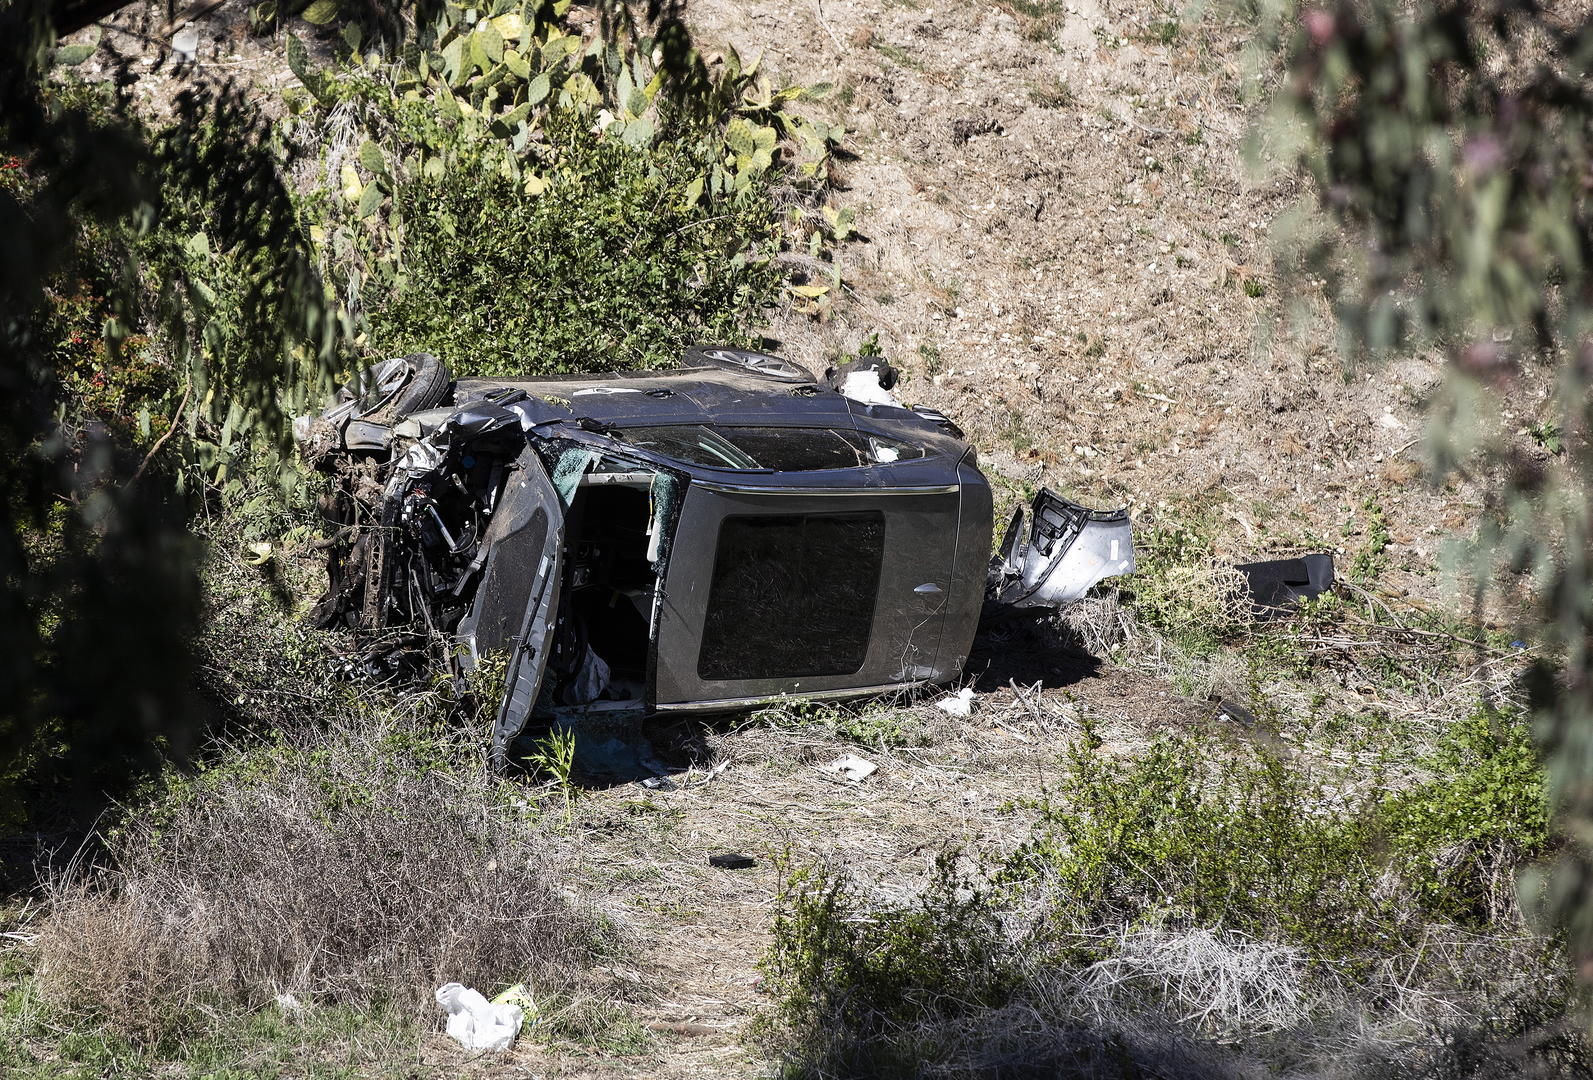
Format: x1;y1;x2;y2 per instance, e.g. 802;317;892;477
988;490;1136;609
1233;554;1335;618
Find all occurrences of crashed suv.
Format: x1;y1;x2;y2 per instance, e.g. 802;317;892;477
298;346;1135;763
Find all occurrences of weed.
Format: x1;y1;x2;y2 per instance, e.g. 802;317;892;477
1244;278;1267;297
872;42;925;71
526;725;579;823
1145;19;1180;45
753;698;930;748
1350;497;1392;583
918;342;943;375
1027;77;1074;109
1528;420;1564;454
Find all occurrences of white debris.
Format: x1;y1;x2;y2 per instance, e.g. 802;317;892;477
935;687;976;717
436;983;524;1052
824;754;878;782
838;370;902;407
171;25;198;63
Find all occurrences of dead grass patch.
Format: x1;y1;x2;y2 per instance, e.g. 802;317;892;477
34;707;602;1044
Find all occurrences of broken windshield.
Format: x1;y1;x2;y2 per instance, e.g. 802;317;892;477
615;425;924;471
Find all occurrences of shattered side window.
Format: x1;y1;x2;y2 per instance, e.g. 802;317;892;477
714;427;862;471
616;426;759;470
549;447;597;505
615;425;924;471
698;512;884;681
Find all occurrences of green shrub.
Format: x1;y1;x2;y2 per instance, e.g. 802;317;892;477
1005;725;1399;961
760;852;1016;1069
1380;704;1552;923
1005;712;1552;961
288;0;843;378
367;117;781;375
1122;509;1251;657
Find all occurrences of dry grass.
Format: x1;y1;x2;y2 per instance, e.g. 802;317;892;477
769;914;1581;1080
1070;927;1315;1038
34;706;601;1044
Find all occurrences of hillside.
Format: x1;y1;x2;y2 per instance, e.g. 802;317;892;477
1;1;1574;1077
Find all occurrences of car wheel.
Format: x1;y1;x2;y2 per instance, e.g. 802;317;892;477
387;352;451;415
684;345;815;384
336;352;452;422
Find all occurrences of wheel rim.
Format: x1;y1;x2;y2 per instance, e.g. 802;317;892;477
354;357;413;414
700;348;809;381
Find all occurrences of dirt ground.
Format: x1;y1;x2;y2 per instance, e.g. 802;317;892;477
60;1;1549;1075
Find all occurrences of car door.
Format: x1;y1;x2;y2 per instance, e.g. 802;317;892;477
454;444;566;766
652;477;964;709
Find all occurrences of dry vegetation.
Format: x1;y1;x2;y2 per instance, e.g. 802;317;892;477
36;706;603;1041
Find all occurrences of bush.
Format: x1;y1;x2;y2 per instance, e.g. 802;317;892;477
289;0;842;380
758;707;1568;1078
1005;727;1398;961
1380;704;1552;924
35;704;599;1045
369;117;781;376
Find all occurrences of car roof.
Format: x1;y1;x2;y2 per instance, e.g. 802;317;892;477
447;366;970;464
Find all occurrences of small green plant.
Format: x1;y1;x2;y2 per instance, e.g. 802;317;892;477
1528;420;1564;455
1147;18;1180;44
917;342;943;375
1027;77;1074;109
754;699;926;748
872;42;925;71
1349;497;1391;583
526;726;579;821
1244;278;1267;297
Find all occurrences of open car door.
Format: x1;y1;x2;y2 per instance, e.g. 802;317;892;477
454;445;566;767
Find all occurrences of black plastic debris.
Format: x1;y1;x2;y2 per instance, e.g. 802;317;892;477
709;853;756;870
1233;554;1335;617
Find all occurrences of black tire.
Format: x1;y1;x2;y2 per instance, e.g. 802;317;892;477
683;345;815;384
388;352;450;415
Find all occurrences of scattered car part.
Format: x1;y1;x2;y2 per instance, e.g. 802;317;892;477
1234;554;1335;617
988;490;1137;609
708;853;757;869
824;754;879;781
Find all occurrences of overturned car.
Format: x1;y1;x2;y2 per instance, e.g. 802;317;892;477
299;347;1135;763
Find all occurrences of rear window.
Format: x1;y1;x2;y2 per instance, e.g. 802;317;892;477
616;425;923;471
698;512;885;681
